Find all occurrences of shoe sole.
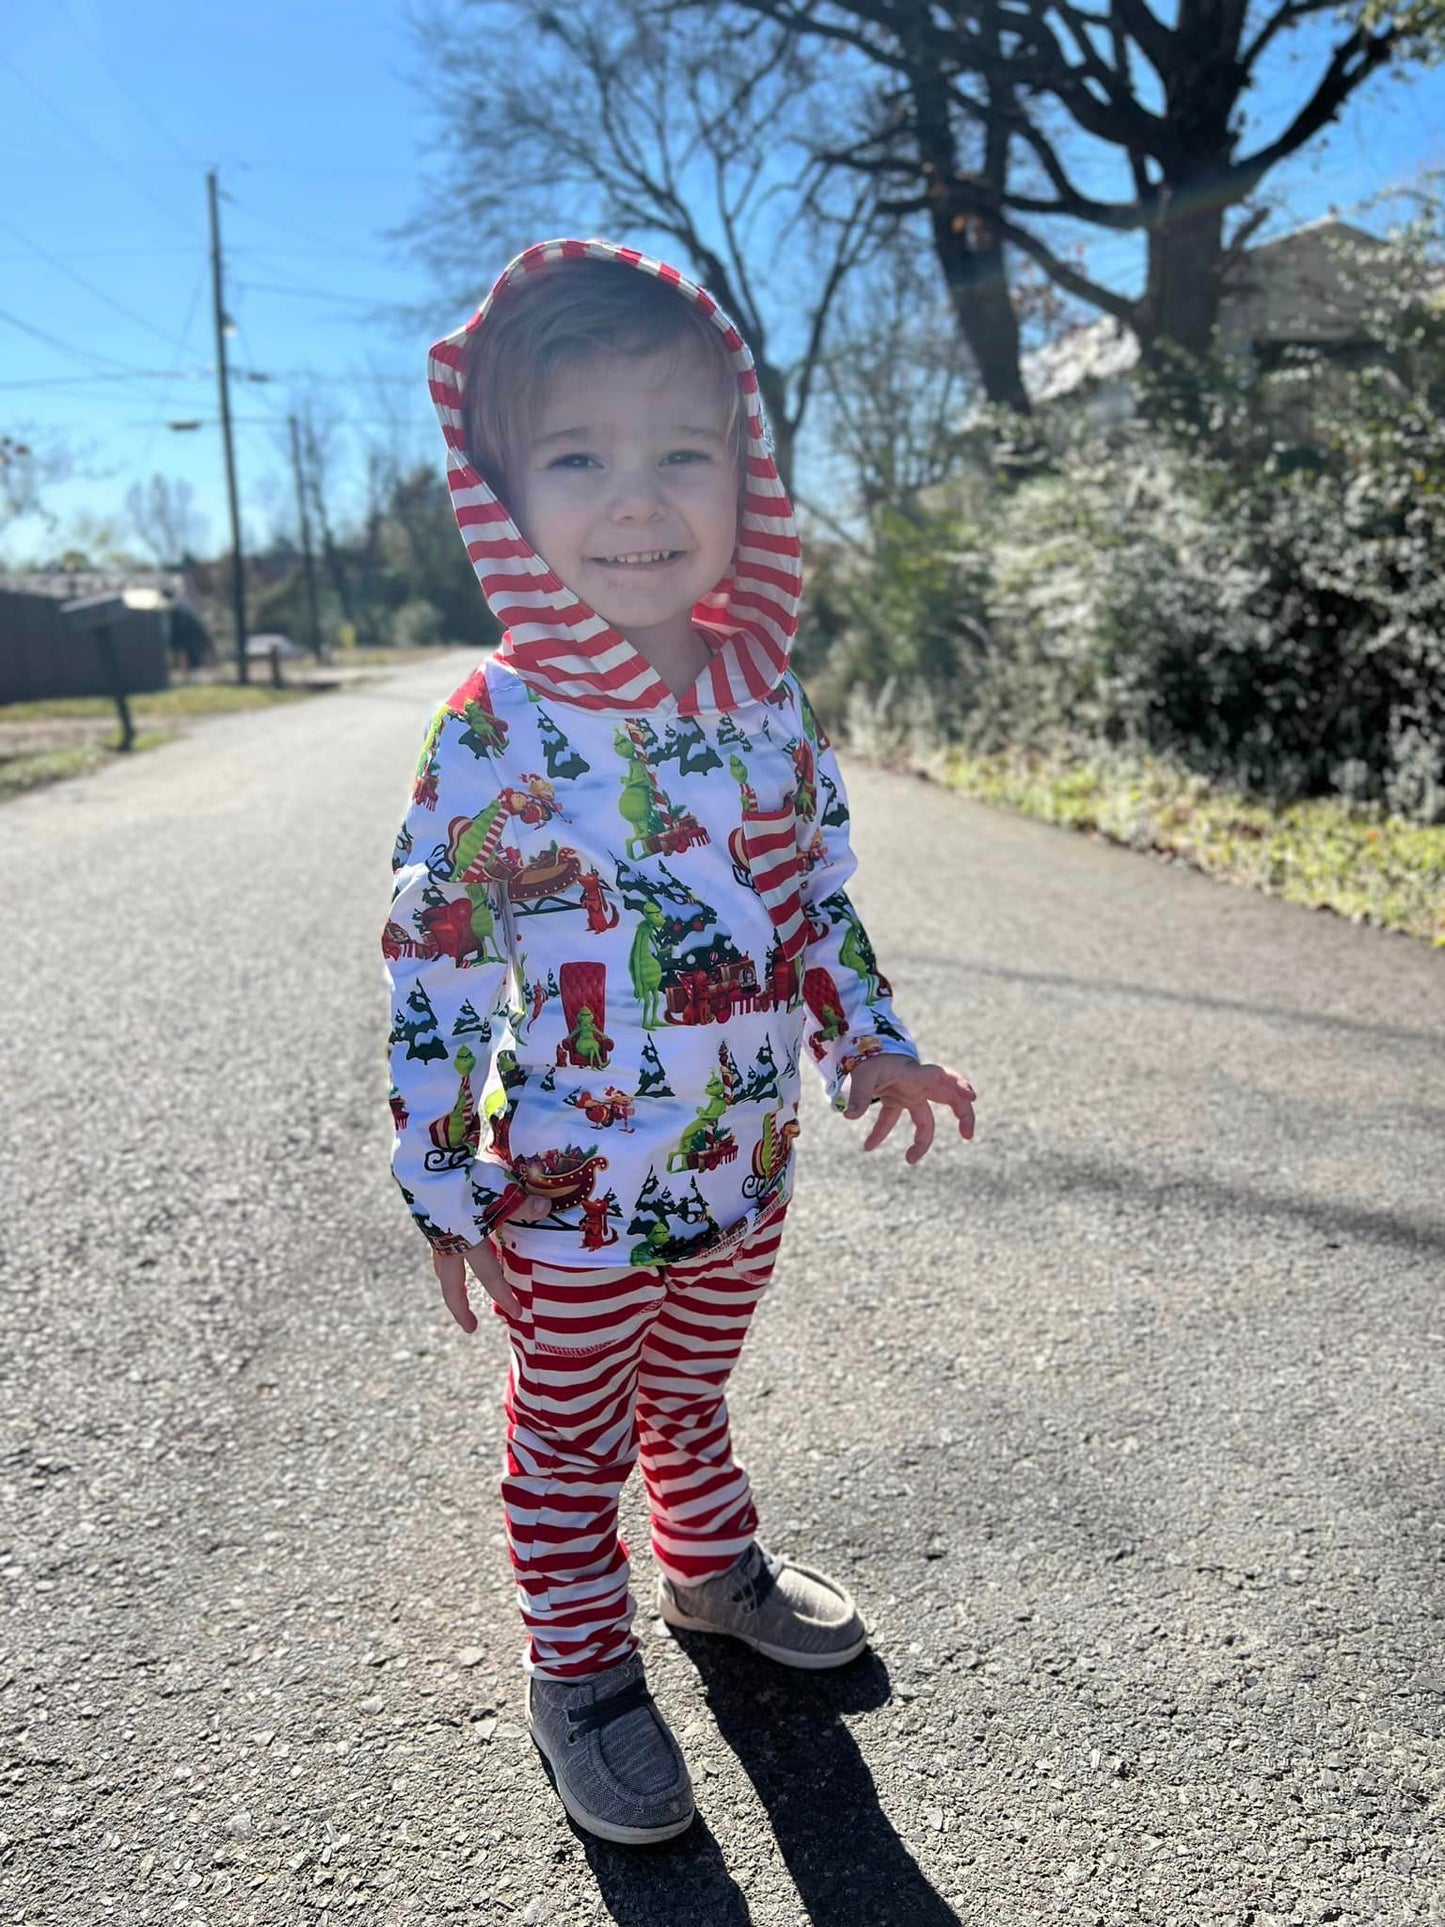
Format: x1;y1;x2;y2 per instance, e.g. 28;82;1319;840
657;1595;869;1670
526;1688;696;1847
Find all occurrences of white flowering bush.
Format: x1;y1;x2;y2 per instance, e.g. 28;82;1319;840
810;217;1445;825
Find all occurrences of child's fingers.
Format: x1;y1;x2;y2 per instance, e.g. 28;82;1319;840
465;1244;523;1321
432;1249;480;1334
862;1102;902;1152
904;1102;937;1165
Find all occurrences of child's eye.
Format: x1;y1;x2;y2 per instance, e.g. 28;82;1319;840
546;450;711;471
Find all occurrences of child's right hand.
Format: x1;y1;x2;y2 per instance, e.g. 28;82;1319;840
431;1196;550;1332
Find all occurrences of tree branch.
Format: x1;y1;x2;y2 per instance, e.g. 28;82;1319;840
993;213;1141;329
1226;22;1397;190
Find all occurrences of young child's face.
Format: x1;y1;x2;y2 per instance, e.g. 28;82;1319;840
508;339;740;657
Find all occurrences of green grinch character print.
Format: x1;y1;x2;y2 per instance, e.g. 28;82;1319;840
556;961;613;1067
614;722;708;859
568;1003;608;1067
630;1220;672;1267
412;708;446;809
425;1044;479;1170
458;698;507;759
445;668;510;759
628;899;668;1029
666;1069;737;1173
823;890;892;1002
743;1107;800;1201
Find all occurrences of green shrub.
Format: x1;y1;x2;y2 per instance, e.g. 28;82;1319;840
811;238;1445;824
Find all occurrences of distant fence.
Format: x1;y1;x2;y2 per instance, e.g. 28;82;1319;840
0;591;171;704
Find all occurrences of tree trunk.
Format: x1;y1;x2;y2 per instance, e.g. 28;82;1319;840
930;202;1030;414
1140;182;1227;365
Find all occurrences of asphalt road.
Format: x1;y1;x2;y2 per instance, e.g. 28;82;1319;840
3;650;1442;1927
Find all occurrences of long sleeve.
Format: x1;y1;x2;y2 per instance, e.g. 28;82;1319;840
382;705;516;1251
794;708;921;1109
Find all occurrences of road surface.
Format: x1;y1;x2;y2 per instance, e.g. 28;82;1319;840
3;650;1442;1925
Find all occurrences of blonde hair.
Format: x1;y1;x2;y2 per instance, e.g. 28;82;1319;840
462;259;747;504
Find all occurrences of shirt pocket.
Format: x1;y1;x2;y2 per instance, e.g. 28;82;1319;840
739;791;808;962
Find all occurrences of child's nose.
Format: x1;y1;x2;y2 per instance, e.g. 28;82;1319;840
605;466;671;512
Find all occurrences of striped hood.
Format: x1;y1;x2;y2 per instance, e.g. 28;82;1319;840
427;237;803;716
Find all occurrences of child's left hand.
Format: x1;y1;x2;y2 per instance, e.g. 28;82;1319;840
841;1054;976;1165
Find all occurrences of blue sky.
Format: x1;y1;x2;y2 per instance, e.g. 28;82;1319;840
3;1;1444;566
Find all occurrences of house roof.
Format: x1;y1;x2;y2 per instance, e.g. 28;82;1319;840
1017;216;1413;407
2;568;189;606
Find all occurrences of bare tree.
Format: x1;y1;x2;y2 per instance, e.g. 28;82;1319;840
694;1;1422;370
809;231;984;528
1;429;72;539
290;394;369;643
125;473;208;566
403;0;896;492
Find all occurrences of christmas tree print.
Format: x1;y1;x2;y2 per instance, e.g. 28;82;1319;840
636;1037;674;1097
820;771;849;830
741;1036;780;1103
539;1064;558;1092
715;710;749;750
680;1176;720;1240
391;984;448;1064
453;1000;493;1046
656;719;722;777
717;1040;742;1100
628;1166;683;1262
537;707;590;781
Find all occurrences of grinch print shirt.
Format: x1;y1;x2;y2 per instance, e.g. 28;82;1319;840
384;662;918;1266
383;235;919;1268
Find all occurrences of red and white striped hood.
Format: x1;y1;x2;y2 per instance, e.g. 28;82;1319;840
427;237;803;717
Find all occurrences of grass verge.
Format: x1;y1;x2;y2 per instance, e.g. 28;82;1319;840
0;683;313;802
936;746;1445;947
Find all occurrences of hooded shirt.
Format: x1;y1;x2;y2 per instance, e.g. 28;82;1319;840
384;236;918;1268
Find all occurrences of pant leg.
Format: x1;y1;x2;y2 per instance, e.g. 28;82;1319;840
635;1199;790;1587
495;1245;666;1680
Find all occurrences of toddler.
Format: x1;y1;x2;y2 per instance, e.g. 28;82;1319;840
383;237;975;1844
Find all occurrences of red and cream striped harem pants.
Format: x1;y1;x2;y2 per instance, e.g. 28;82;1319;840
493;1198;789;1680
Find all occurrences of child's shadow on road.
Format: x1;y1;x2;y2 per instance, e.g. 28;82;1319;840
676;1631;958;1926
575;1639;958;1927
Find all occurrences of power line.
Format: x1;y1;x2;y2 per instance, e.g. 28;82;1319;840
221;187;368;258
0;245;202;263
235;278;392;313
0;304;170;376
52;0;198;169
0;219;199;356
0;370;213;391
0;52;202;242
137;264;210;475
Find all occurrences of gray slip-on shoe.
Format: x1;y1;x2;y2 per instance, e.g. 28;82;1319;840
526;1652;695;1846
657;1541;868;1669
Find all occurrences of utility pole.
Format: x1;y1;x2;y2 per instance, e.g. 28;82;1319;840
208;168;247;683
288;413;323;659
